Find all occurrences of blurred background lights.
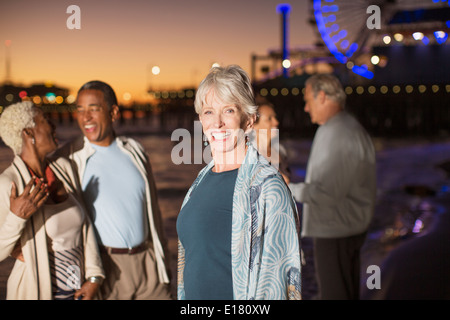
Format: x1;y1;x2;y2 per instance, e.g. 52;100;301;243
344;86;353;95
382;35;391;44
394;33;404;42
185;90;194;98
19;90;27;99
123;92;132;101
32;96;42;104
66;95;76;104
356;86;364;94
151;66;160;75
371;55;380;65
55;96;64;104
45;92;56;103
434;31;448;44
5;94;13;102
276;3;291;14
282;59;291;68
211;62;220;68
412;32;424;40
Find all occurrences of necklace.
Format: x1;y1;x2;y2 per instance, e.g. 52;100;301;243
26;164;56;188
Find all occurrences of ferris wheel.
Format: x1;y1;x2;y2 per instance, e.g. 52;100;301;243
312;0;449;79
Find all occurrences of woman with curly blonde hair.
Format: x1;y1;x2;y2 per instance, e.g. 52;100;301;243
0;101;104;300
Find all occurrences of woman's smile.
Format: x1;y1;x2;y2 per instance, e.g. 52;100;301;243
211;130;231;141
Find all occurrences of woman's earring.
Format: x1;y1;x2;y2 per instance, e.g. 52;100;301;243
31;137;36;145
203;135;209;147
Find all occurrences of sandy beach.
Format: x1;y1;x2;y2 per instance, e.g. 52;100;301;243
1;118;450;300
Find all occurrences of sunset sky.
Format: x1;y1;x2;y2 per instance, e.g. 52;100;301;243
0;0;316;103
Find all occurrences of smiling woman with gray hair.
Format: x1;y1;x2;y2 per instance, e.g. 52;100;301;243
0;101;104;300
176;65;301;300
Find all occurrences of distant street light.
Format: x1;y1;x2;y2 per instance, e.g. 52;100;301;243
152;66;160;75
147;64;160;94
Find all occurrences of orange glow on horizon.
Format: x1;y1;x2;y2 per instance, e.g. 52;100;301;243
0;1;315;104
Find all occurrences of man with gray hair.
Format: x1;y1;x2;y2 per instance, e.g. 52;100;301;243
289;74;376;299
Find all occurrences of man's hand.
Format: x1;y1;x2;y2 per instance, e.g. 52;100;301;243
74;281;101;300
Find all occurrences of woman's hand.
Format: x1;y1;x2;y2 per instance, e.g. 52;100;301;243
74;281;100;300
9;178;49;220
10;241;24;262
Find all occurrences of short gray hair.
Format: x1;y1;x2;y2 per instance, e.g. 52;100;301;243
0;101;37;155
194;65;257;118
305;74;346;108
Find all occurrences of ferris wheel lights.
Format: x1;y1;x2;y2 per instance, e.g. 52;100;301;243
332;29;348;43
345;42;358;57
351;65;374;79
323;14;336;24
334;52;347;64
327;24;340;34
340;39;350;49
322;5;339;13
